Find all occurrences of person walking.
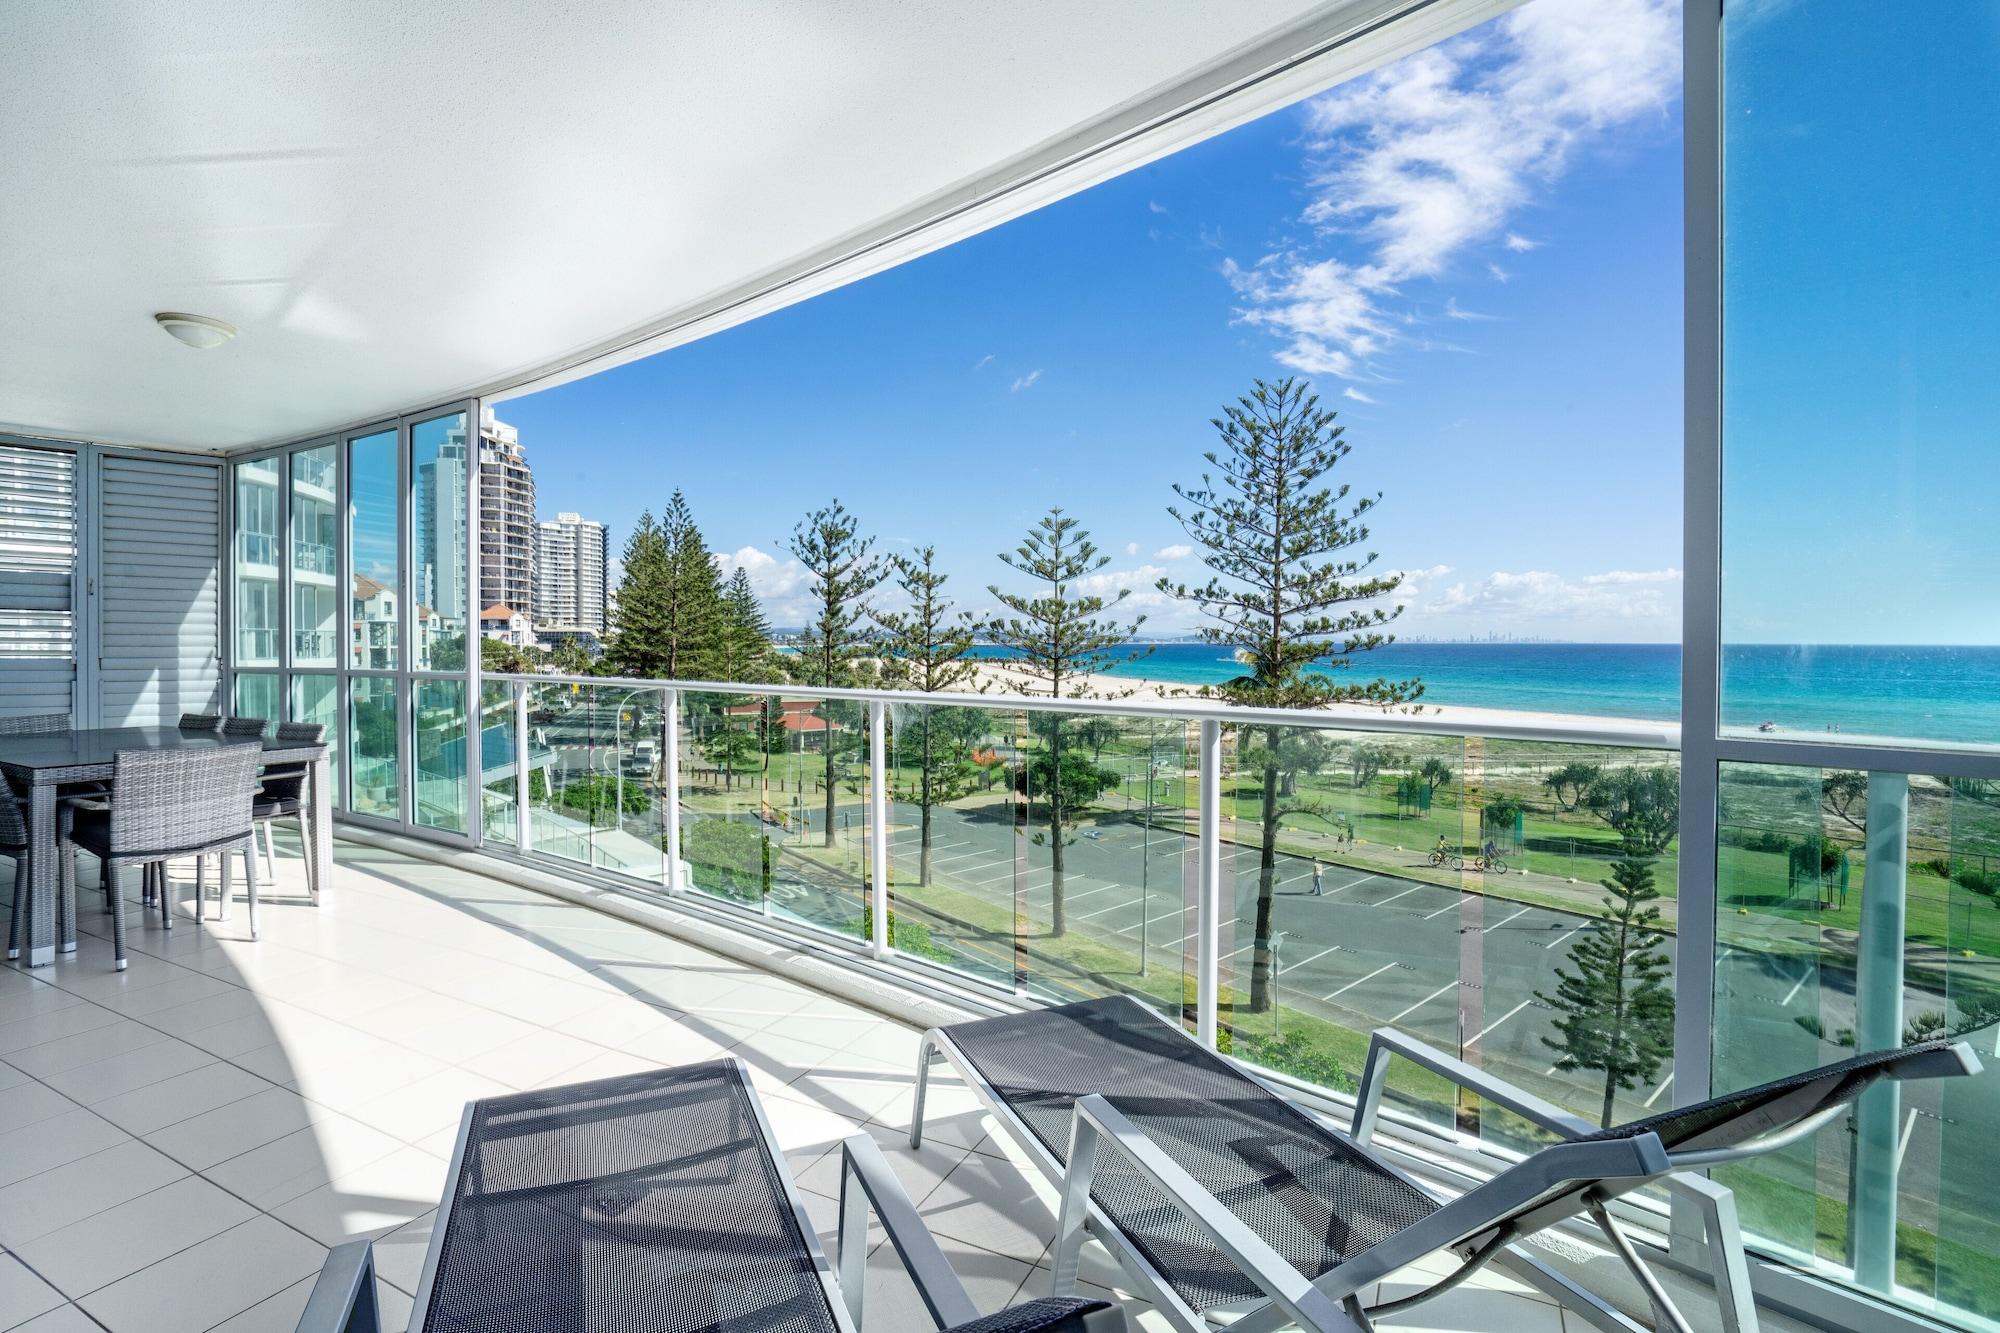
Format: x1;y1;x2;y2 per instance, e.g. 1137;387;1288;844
1311;859;1325;896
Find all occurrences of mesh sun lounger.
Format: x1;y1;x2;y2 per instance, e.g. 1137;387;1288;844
297;1059;1128;1333
912;995;1979;1333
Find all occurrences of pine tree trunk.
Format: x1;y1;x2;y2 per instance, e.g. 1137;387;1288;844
822;741;836;849
1250;745;1281;1013
1049;725;1066;937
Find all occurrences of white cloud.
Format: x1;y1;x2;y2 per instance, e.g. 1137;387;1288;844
1010;369;1043;392
725;544;813;624
1123;541;1139;556
1486;262;1511;283
1231;0;1677;381
1405;566;1681;636
1443;297;1496;321
1342;386;1377;404
1502;232;1540;252
1154;543;1194;560
973;353;994;370
1148;199;1170;215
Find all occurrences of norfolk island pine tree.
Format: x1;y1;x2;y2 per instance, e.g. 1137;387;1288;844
1158;377;1420;1015
873;546;980;887
785;501;886;849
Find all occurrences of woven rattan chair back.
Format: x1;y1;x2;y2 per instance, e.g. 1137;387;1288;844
275;721;325;746
222;716;271;739
0;781;23;850
178;713;223;732
0;713;68;736
109;746;259;858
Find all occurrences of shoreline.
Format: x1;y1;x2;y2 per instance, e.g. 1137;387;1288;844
964;662;1653;737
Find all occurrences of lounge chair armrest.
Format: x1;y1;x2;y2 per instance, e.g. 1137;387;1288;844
839;1133;980;1331
1353;1027;1597;1145
295;1240;381;1333
1058;1095;1355;1333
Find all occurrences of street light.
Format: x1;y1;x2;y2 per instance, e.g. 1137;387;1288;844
1140;724;1159;978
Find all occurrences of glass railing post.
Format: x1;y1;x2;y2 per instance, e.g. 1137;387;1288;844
662;688;682;893
868;700;890;959
1197;717;1221;1047
513;680;531;852
1849;770;1909;1295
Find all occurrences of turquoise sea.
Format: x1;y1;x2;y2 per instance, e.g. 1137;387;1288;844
967;643;2000;745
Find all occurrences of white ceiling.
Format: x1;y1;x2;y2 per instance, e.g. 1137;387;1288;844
0;0;1345;453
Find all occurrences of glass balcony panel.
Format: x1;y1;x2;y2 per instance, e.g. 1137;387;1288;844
349;429;399;669
349;677;400;818
525;681;594;868
480;682;519;847
290;673;340;809
413;678;469;834
232;672;278;725
1713;760;1992;1319
1002;708;1197;1021
582;686;664;881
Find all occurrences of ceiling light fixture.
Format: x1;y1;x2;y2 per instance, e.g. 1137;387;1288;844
153;312;238;350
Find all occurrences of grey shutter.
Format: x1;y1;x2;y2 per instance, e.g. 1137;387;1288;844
0;443;79;720
97;454;222;725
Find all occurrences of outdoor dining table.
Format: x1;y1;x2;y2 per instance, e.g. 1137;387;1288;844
0;726;332;967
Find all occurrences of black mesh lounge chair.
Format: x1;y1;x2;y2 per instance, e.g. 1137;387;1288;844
912;995;1979;1333
295;1059;1130;1333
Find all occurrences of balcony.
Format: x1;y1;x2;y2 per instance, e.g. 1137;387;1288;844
0;818;1805;1333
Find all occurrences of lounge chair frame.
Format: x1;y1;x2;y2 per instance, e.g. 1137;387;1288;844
914;999;1977;1333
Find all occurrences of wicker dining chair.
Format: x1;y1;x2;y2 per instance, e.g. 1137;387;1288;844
248;721;323;884
59;745;263;968
1;779;35;962
0;713;70;736
178;713;223;732
222;716;270;739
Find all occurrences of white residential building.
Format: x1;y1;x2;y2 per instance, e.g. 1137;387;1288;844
535;511;608;635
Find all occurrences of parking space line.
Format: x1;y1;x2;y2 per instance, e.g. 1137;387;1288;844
1544;925;1586;952
1643;1072;1675;1108
1077;899;1136;922
1373;885;1425;908
1390;980;1458;1025
1780;969;1812;1007
1281;944;1340;975
1420;903;1456;920
1465;999;1533;1047
1483;905;1532;934
1322;962;1396;1001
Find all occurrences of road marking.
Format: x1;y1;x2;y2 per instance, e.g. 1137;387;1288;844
1544;925;1586;952
1321;874;1372;897
1420;903;1456;920
1390;980;1458;1025
1281;944;1340;975
1373;885;1425;908
1896;1108;1919;1171
1077;899;1134;922
1780;968;1812;1007
1060;883;1124;903
1643;1072;1675;1108
1465;999;1533;1047
1227;940;1259;960
1483;906;1532;934
1323;962;1397;1001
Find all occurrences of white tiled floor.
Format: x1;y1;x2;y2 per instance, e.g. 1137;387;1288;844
0;836;1667;1332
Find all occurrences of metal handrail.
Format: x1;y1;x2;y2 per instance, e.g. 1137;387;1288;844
482;669;1679;749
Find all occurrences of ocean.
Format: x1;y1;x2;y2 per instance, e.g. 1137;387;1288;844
966;642;2000;744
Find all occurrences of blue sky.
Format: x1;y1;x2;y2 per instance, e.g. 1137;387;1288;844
499;0;1691;640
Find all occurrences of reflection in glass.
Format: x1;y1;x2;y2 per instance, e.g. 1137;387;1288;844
348;429;399;669
232;458;280;666
350;676;398;818
413;678;468;834
290;443;339;666
410;411;469;670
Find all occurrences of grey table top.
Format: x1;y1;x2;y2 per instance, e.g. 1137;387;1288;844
0;727;327;784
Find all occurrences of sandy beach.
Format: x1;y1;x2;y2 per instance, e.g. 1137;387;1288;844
963;661;1672;740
